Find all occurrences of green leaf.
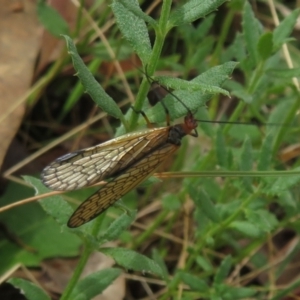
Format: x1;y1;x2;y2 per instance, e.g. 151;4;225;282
101;247;164;278
257;32;273;60
213;255;232;285
179;14;215;43
25;176;73;226
216;129;228;168
197;62;238;86
71;268;122;300
111;0;152;64
228;124;261;142
246;209;278;233
179;271;210;292
189;187;220;223
267;167;300;195
273;8;300;50
117;0;157;28
0;179;81;274
276;191;298;211
216;285;257;299
169;0;227;27
242;1;262;65
154;75;230;96
152;249;170;280
257;133;273;171
197;108;215;137
239;137;253;191
228;287;257;298
266;67;300;79
161;194;181;211
229;221;262;238
9;278;50;300
61;58;102;118
146;62;238;124
196;256;214;272
62;35;124;121
224;32;247;65
98;211;136;242
231;89;253;103
37;1;69;37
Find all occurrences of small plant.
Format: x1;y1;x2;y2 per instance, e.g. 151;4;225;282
3;0;300;299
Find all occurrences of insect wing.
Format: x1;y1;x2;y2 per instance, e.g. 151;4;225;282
68;143;178;227
42;128;169;191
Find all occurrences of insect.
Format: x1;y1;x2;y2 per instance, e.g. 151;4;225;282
41;105;198;227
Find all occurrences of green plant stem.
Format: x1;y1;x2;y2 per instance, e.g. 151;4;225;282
156;169;300;178
60;243;93;300
209;9;235;120
221;59;266;135
133;210;170;247
161;190;259;299
128;0;173;131
211;8;235;66
60;215;105;299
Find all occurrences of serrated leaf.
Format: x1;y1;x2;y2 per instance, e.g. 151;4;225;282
154;75;230;96
111;0;152;64
189;187;220;223
169;0;227;27
257;32;273;60
117;0;157;27
61;58;102;118
9;278;50;300
273;8;300;50
71;268;122;300
145;62;237;124
246;209;278;233
213;255;232;285
242;1;262;65
101;247;164;278
198;61;238;86
179;271;210;292
229;221;262;238
98;211;136;242
257;133;273;171
62;35;124;120
37;2;69;37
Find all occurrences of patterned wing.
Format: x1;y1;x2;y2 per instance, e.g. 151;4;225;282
41;128;169;191
68;143;178;227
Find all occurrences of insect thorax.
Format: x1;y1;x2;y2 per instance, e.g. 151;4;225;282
167;124;187;146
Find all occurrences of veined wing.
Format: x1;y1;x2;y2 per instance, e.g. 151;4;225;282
68;142;178;227
42;127;170;191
